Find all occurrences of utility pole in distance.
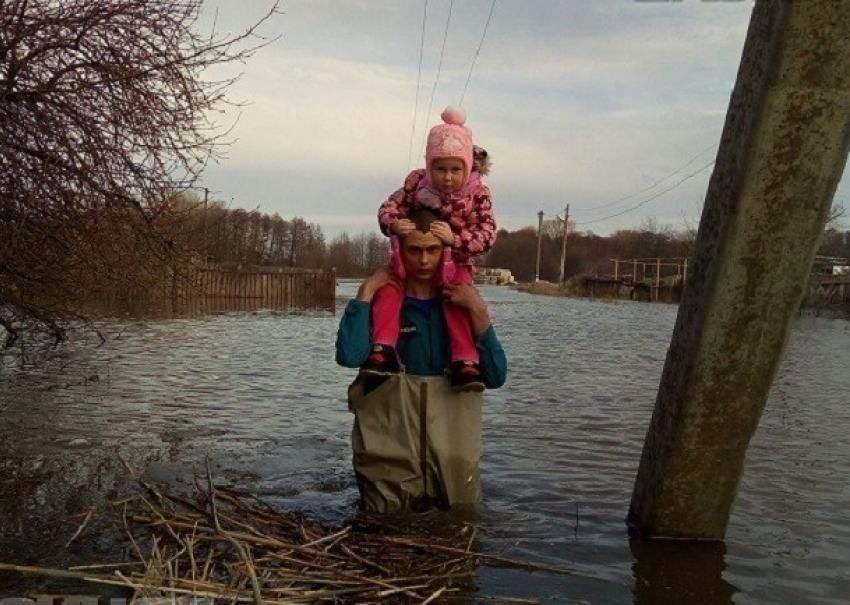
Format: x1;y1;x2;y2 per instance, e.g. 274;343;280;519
535;210;544;282
558;204;570;287
203;187;209;265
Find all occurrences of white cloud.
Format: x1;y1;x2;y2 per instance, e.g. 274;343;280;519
219;52;417;176
197;0;846;240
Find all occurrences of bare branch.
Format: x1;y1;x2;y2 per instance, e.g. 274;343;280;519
1;0;280;346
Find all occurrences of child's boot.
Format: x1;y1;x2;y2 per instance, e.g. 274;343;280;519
450;360;485;393
359;344;401;376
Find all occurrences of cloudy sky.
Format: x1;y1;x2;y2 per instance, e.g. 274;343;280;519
196;0;846;240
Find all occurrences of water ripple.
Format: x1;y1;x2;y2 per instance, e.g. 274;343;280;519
1;287;849;603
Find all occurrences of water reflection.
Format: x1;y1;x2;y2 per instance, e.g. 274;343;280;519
630;537;736;605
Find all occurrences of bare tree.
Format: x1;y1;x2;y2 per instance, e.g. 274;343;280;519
0;0;278;348
827;201;845;228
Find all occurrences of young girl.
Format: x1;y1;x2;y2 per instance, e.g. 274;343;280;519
360;106;497;392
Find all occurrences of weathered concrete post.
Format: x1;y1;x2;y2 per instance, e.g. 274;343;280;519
535;210;544;282
629;0;850;540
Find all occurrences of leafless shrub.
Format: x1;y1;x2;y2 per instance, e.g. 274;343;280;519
0;0;279;350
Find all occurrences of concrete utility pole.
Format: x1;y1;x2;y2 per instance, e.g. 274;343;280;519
629;0;850;540
535;210;544;282
558;204;570;286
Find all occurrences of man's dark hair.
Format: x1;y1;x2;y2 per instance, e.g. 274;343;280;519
408;209;441;233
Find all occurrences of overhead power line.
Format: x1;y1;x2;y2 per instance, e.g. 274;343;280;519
408;0;495;163
407;0;429;171
573;142;719;214
460;0;497;106
576;160;716;226
419;0;455;155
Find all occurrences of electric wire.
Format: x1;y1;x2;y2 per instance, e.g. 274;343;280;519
576;160;715;226
418;0;455;156
404;1;708;230
459;0;497;106
407;0;429;172
573;141;719;213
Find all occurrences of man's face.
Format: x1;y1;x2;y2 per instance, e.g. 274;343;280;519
402;229;443;283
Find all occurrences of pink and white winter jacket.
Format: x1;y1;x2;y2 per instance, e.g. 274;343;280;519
377;169;497;269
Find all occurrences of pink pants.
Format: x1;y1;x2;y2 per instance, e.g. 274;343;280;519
372;261;479;365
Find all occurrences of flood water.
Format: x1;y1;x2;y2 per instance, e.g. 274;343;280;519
1;283;849;604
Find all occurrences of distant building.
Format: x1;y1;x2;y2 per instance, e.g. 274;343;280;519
812;255;850;276
474;268;516;285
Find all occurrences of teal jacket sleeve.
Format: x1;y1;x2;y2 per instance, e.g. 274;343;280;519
336;298;508;388
476;326;508;389
335;300;372;368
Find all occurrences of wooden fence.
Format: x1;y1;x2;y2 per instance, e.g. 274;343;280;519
583;268;850;310
170;265;336;313
583;257;689;303
806;274;850;308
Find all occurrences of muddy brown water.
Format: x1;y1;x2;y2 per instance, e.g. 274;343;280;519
1;283;848;603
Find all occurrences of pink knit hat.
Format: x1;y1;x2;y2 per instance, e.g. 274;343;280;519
425;106;474;183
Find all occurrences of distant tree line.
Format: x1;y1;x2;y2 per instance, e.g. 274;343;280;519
184;203;848;285
485;206;848;284
483;218;696;283
183;207;700;281
172;193;387;277
173;195;327;269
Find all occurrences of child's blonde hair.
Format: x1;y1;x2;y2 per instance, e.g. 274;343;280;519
473;145;491;176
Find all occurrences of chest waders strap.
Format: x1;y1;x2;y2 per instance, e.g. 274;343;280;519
349;374;483;513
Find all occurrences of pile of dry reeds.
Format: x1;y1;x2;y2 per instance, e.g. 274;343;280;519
6;464;573;604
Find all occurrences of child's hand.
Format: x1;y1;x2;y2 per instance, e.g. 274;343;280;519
391;219;415;236
430;221;454;246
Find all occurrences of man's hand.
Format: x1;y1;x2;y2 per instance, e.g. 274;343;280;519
356;267;400;302
391;219;415;237
430;221;455;246
442;283;491;336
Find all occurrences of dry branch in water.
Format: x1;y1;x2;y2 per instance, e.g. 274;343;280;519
104;479;477;603
0;467;585;604
112;479;486;603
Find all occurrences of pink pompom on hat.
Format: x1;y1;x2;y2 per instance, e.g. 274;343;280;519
425;105;474;183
